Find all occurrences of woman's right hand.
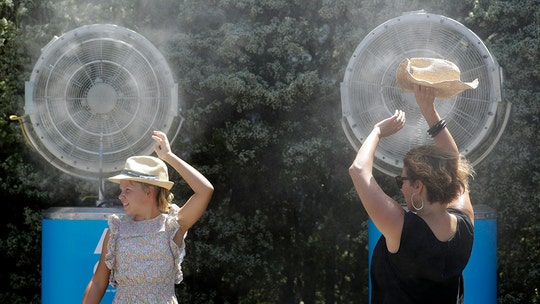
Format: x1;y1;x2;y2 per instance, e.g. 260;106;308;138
374;109;406;138
414;84;436;117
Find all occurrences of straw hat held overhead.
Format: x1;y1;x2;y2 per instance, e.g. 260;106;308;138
396;57;479;99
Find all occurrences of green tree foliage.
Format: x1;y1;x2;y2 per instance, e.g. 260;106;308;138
0;207;41;304
466;1;540;303
170;1;368;302
1;0;539;303
1;1;43;302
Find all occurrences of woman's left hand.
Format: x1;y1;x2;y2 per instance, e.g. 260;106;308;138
374;109;406;138
151;130;172;159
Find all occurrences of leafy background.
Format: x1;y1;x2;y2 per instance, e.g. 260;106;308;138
1;0;538;303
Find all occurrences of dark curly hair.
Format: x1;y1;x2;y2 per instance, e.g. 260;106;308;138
403;145;474;205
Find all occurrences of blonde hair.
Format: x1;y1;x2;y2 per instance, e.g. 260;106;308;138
403;145;474;205
140;182;174;213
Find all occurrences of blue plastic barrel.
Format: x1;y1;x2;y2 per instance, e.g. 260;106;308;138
463;204;497;303
368;204;497;303
42;207;121;303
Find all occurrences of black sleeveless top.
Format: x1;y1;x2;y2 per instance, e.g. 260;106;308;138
370;208;474;304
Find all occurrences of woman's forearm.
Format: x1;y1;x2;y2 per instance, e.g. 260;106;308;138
350;127;381;177
162;152;214;195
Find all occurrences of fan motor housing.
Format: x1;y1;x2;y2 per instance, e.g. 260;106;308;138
25;24;182;179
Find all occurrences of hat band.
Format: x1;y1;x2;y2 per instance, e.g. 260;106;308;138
121;169;159;181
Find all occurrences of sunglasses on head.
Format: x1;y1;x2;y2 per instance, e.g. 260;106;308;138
395;175;410;189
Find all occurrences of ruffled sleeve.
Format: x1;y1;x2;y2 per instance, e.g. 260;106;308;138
105;214;121;287
166;204;187;284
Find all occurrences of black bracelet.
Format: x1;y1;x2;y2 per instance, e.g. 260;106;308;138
427;119;447;138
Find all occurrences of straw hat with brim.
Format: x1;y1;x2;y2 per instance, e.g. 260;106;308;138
108;156;174;190
396;57;479;99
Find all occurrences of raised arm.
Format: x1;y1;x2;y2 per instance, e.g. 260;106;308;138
414;85;474;223
152;131;214;239
349;110;406;253
414;84;458;154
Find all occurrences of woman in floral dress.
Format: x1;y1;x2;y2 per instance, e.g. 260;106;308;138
83;130;214;303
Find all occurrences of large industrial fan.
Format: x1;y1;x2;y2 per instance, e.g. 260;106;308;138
341;11;510;176
22;24;182;204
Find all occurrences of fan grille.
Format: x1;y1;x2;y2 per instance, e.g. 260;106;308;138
25;24;181;179
341;12;506;176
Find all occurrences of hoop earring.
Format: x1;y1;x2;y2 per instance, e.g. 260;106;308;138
411;193;424;211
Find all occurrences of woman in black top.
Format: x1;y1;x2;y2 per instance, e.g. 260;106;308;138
349;84;475;303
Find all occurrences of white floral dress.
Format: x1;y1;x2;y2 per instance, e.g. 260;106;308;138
105;205;185;303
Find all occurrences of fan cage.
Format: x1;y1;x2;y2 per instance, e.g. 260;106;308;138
341;11;508;176
24;24;181;180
